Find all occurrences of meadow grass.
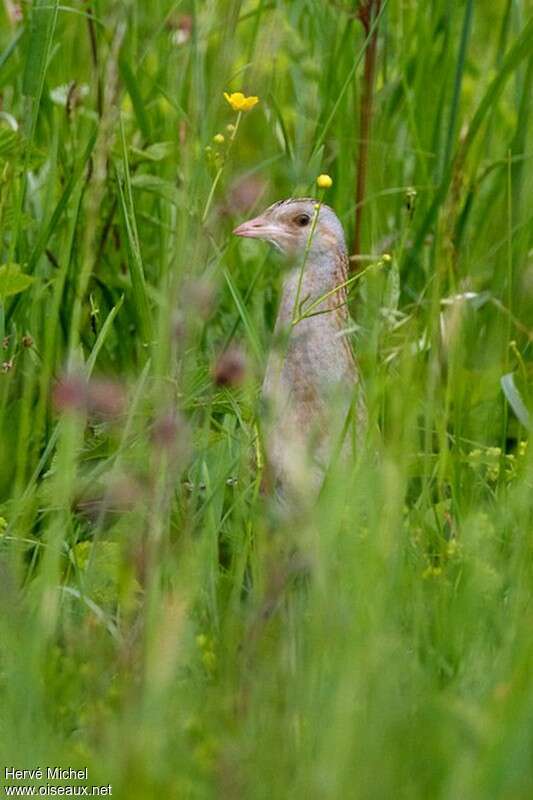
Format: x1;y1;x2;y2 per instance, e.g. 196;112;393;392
0;1;532;798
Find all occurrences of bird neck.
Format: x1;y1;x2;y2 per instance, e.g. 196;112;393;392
277;246;350;327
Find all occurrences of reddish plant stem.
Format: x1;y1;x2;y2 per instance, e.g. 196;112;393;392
353;0;381;260
85;2;103;118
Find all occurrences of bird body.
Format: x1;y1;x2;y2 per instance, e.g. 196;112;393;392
234;199;365;496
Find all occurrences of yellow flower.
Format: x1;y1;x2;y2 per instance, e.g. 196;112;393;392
213;133;225;144
317;174;333;189
202;650;216;672
422;565;442;580
223;91;259;112
446;539;458;557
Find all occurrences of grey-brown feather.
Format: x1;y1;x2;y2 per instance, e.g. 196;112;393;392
258;201;366;494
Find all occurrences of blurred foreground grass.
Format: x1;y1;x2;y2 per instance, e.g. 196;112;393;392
0;1;532;798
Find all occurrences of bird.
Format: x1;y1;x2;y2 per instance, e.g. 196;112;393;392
233;197;366;500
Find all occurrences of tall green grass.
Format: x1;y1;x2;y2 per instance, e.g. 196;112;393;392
0;1;532;798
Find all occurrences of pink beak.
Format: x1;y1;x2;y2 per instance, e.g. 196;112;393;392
233;214;276;240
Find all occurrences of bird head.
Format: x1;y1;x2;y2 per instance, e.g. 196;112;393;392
233;198;347;260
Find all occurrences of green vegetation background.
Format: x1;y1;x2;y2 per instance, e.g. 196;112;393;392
0;0;532;798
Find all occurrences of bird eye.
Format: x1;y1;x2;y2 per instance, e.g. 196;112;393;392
294;213;311;227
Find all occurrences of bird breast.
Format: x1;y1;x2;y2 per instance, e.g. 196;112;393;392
264;260;355;400
262;259;360;492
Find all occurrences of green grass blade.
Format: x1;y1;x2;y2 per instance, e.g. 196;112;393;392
86;295;124;374
119;58;151;141
22;0;59;99
223;266;263;361
441;0;474;175
413;14;533;255
116;114;153;347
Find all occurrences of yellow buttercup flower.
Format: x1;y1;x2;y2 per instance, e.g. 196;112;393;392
317;174;333;189
223;91;259;112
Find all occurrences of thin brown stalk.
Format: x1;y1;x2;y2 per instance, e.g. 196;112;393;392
353;0;382;259
85;2;103;118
